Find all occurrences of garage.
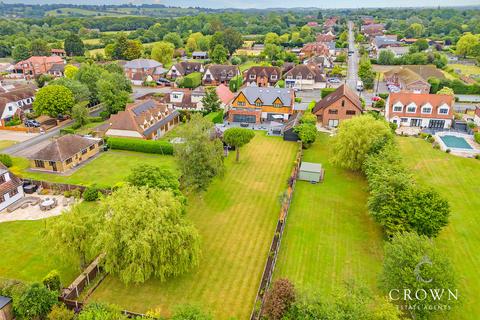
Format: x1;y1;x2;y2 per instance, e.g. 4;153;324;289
233;114;256;123
267;113;285;121
298;162;323;183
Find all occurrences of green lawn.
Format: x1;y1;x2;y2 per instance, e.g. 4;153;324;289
11;150;176;187
0;201;98;284
448;64;480;77
274;134;384;296
89;133;297;319
238;61;272;72
0;140;16;150
398;137;480;320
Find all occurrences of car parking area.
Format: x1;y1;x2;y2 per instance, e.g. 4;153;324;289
0;130;39;142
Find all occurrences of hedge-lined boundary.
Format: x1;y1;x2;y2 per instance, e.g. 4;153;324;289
107;137;174;155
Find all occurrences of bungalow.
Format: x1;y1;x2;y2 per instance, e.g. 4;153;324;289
29;134;103;173
123;59;168;85
192;51;208;60
283;64;326;90
202;65;240;86
385;92;454;129
312;84;363;127
372;35;400;53
0;85;36;126
243;66;282;87
166;61;204;79
47;63;65;77
378;46;409;58
105;99;180;140
228;86;295;123
384;66;431;93
0;164;24;212
13;56;65;79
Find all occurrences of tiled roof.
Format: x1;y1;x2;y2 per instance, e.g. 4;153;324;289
0;85;36;116
284;64;326;82
0;164;22;197
29;134;99;162
124;59;162;69
244;66;282;79
205;64;239;81
312;84;362;113
239;86;294;106
388;92;453;109
216;84;235;105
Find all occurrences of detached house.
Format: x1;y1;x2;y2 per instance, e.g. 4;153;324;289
164;88;205;110
384;67;431;93
124;59;168;85
29;134;102;173
244;66;282;87
0;85;36;126
166;61;204;79
316;31;336;42
228;86;295;123
13;56;64;79
283;64;326;90
300;42;330;59
312;84;363;127
385;92;454;129
361;24;385;38
106;99;180;139
0;163;24;212
202;65;240;86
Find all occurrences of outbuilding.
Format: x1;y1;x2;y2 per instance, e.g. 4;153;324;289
298;162;323;183
0;296;13;320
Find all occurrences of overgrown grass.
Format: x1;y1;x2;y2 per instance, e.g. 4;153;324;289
398;137;480;320
89;133;297;319
274;133;384;296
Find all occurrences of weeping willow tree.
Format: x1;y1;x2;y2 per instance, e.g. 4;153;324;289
94;185;201;284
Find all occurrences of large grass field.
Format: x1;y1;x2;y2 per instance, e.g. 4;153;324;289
448;64;480;77
398;137;480;320
11;150;176;187
89;133;297;319
274;134;384;295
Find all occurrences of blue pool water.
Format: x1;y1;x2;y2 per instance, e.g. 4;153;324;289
439;135;473;149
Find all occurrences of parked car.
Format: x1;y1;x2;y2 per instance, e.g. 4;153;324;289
24;119;40;127
356;80;364;91
240;123;250;128
328;78;341;83
372;96;381;102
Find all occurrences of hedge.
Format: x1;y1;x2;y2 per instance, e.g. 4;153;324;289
60;128;76;135
428;77;480;95
321;88;336;99
229;75;243;92
107;137;174;155
181;72;202;89
212;110;224;124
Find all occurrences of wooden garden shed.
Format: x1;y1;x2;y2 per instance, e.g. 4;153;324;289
0;296;13;320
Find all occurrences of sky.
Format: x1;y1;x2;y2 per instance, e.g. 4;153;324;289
4;0;480;8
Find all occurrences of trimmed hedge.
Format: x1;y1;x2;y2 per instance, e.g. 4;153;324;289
321;88;336;98
212;110;224;124
181;72;202;89
107;137;174;155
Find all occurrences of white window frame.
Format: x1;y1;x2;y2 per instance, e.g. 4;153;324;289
406;103;417;114
421;107;432;114
271;75;278;81
249;74;256;80
438;108;449;115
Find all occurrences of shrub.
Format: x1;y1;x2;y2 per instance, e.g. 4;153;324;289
433;142;440;149
14;283;58;320
262;279;296;320
60;127;76;135
321;88;336;98
180;72;202;89
378;93;389;100
83;185;100;201
475;132;480;144
47;304;75;320
212;110;224;124
89;116;104;123
0;154;13;167
229;75;243;92
42;270;61;292
446;148;451;153
475;154;480;160
108;137;174;155
427;136;435;143
294;97;302;103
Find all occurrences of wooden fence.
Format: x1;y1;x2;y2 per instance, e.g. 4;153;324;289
25;179;87;193
250;142;303;320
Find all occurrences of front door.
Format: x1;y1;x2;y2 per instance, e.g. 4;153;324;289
50;161;57;172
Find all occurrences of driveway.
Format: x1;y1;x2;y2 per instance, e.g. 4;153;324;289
0;130;39;142
132;86;171;99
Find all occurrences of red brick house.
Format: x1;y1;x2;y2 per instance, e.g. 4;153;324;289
13;56;65;79
312;84;363;127
385;92;454;129
300;42;330;59
243;66;282;87
316;32;336;42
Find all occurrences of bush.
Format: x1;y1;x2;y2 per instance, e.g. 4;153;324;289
15;283;58;320
427;136;435;143
229;75;243;92
42;270;61;292
89;116;104;123
446;148;451;153
83;185;100;201
108;137;174;155
212;110;224;124
378;93;389;100
180;72;202;89
47;304;75;320
474;132;480;144
321;88;336;98
60;128;76;135
262;279;296;320
294;97;302;103
0;154;13;167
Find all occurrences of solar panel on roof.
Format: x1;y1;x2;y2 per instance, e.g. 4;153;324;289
132;100;156;116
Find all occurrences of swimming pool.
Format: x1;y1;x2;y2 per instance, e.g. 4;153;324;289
439;135;473;149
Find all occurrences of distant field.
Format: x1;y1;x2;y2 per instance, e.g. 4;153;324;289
448;64;480;77
274;133;384;295
83;38;102;45
45;7;124;17
398;137;480;320
89;133;297;319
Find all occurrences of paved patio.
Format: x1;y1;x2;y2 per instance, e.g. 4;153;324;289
0;194;74;223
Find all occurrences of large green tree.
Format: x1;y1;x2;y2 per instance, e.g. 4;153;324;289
50;78;90;103
71;102;90;127
331;115;393;171
30;39;50;56
151;41;174;65
94;185;200;284
97;72;130;115
210;44;229;63
174;114;225;191
33;85;75;117
64;33;85;56
223;127;255;162
12;44;30;62
381;232;459;319
201;87;221;113
15;283;58;320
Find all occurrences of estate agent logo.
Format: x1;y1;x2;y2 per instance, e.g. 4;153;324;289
414;255;433;284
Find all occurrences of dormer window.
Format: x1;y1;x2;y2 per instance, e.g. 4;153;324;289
250;74;256;80
271;75;278;80
421;106;432;114
393;104;403;112
273;102;282;108
438;108;449;114
296;75;302;80
406;104;416;113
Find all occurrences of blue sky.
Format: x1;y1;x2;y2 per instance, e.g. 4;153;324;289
5;0;480;8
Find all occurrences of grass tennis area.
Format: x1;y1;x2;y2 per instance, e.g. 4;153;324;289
274;133;384;295
89;133;297;319
11;150;176;187
398;137;480;320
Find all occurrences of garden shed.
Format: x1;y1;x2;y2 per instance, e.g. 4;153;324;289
0;296;13;320
298;162;323;183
